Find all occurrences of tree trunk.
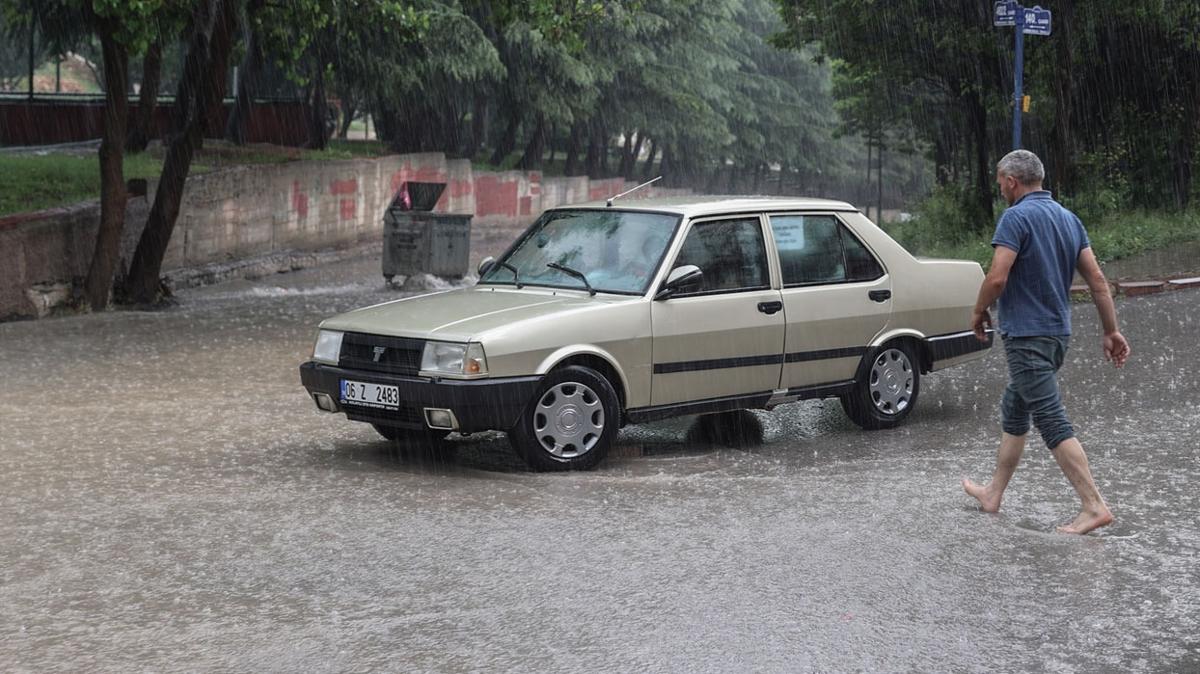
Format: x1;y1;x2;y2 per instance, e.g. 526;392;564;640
306;60;330;150
564;122;583;176
584;120;602;178
125;39;161;153
463;94;488;158
864;139;872;219
626;132;644;181
226;0;266;145
618;130;634;179
338;101;356;139
84;26;130;310
659;144;673;184
489;110;520;166
1172;115;1194;209
545;123;558;165
705;156;724;192
1050;1;1076;196
123;0;238;305
597;120;611;176
968;93;994;224
877;141;884;224
641;138;658;181
516;115;546;170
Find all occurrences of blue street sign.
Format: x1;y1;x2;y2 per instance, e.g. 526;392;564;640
1023;6;1052;36
993;0;1018;27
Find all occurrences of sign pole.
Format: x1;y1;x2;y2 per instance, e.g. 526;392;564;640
1012;11;1025;150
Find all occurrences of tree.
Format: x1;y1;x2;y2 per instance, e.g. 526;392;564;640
775;0;1009;222
11;0;160;309
123;0;239;304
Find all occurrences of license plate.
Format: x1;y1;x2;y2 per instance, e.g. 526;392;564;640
339;379;400;410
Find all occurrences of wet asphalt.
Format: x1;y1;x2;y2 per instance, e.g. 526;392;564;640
1;256;1197;673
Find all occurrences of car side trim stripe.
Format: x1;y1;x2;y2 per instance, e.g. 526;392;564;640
654;346;866;374
653;354;785;374
784;346;867;363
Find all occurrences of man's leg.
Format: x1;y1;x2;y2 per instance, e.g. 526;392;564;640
1050;438;1113;534
963;431;1027;512
964;346;1032;513
1024;336;1113;534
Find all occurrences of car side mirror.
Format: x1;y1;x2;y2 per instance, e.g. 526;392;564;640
654;265;703;300
477;256;495;277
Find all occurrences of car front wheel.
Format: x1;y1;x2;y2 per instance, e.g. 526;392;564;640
841;341;921;430
508;365;619;471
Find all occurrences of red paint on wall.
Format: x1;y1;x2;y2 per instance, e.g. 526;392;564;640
292;181;308;219
340;198;357;221
519;196;533;216
330;178;357;195
474;176;519;217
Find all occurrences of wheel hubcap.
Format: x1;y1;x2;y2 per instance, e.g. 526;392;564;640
869;348;913;415
534;382;605;458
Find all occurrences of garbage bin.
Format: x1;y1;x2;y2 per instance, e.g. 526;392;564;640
382;181;473;283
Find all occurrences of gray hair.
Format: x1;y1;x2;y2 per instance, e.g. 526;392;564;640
997;150;1045;186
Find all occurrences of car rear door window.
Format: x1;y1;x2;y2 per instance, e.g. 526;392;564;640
771;214;883;285
672;217;770;294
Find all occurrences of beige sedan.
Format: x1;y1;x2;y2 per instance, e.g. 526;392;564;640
300;196;992;470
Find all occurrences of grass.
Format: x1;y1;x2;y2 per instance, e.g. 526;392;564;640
0;139;395;217
0;153;190;217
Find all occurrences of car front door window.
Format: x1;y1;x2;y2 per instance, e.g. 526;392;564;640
672;217;770;294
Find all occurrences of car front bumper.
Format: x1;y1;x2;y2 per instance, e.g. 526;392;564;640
299;361;542;433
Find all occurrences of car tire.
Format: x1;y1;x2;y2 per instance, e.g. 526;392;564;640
507;365;619;471
841;341;921;430
372;423;450;445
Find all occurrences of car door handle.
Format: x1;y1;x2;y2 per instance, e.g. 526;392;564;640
869;290;892;302
757;301;783;315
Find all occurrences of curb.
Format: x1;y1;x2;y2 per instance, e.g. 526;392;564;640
1070;276;1200;301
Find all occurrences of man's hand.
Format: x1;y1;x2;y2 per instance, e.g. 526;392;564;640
972;308;993;342
1103;331;1130;368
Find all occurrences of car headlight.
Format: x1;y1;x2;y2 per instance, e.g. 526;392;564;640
421;341;488;378
312;330;344;364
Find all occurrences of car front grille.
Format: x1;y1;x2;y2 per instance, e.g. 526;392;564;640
338;332;425;376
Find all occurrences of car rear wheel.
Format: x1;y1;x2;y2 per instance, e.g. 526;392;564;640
841;341;921;430
508;365;618;471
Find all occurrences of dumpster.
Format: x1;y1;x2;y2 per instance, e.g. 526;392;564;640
382;181;473;283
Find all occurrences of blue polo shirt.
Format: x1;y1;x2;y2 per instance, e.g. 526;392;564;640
991;191;1090;337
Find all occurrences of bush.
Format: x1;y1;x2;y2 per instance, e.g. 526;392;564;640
884;183;1200;269
883;184;996;266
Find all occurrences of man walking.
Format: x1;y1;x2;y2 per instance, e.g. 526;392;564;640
963;150;1130;535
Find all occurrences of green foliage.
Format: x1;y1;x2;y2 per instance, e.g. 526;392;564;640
887;186;1200;270
884;185;997;266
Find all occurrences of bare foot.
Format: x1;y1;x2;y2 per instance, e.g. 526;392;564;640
1056;507;1114;535
962;478;1001;513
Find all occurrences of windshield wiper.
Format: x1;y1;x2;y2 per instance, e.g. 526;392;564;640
547;262;595;296
499;261;523;288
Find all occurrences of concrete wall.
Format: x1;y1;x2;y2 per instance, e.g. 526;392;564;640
0;152;692;320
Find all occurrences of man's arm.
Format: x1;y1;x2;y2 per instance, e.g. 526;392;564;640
1077;247;1130;367
971;245;1018;341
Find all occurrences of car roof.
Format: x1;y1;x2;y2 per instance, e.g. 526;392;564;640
553;195;859;217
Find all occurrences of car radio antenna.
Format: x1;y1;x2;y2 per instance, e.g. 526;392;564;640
606;176;662;207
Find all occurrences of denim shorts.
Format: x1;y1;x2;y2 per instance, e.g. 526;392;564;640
1001;335;1076;449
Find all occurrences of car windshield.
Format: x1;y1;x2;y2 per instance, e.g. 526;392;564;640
480;209;679;295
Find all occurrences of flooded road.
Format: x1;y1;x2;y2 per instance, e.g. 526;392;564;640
1;255;1198;672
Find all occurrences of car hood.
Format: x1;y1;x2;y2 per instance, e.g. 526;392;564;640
319;285;623;341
